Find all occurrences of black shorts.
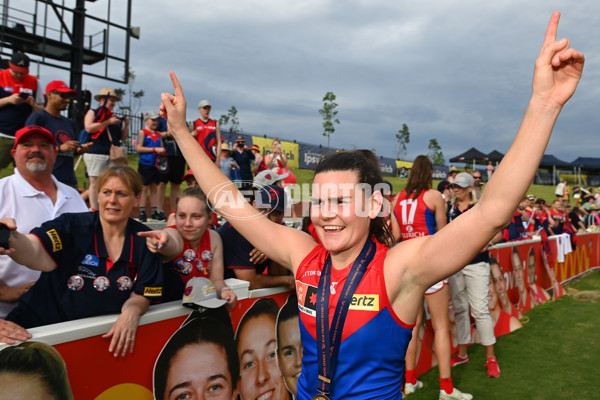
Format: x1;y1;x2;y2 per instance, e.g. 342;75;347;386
138;163;160;186
159;156;186;184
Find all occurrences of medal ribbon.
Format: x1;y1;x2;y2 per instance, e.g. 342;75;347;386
316;238;376;395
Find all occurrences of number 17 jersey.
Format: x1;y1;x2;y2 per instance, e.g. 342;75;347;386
393;189;436;241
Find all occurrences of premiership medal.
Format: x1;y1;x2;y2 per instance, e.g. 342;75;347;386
312;395;330;400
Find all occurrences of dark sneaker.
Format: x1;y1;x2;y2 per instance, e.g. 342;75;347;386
151;211;166;221
486;358;501;378
450;354;469;367
138;210;147;222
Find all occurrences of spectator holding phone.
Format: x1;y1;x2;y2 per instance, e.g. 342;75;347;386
0;52;44;173
26;81;92;189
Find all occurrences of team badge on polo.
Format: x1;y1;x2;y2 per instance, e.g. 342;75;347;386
117;276;132;291
67;275;84;291
93;276;110;291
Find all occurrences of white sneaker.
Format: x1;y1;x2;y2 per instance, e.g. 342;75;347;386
404;380;423;395
439;387;473;400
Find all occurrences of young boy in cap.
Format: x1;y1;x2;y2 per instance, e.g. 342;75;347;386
190;99;221;165
135;111;167;221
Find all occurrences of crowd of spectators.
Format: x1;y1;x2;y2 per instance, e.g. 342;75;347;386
0;51;295;347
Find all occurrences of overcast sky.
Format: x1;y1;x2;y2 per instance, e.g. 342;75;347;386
25;0;600;165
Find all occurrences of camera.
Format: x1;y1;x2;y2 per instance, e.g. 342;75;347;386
18;92;30;100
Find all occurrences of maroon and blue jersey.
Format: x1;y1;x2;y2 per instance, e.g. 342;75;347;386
295;242;414;399
393;189;436;241
193;118;217;161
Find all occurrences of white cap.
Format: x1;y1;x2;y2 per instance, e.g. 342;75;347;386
182;277;227;310
254;169;289;188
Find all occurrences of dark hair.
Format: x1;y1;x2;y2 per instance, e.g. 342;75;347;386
314;150;394;247
176;186;212;215
0;341;73;400
153;315;239;400
404;155;432;199
236;297;279;341
97;165;142;196
276;293;299;345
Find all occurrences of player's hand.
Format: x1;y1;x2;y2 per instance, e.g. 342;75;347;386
532;11;584;108
160;72;188;135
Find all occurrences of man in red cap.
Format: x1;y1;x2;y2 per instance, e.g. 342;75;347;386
0;126;87;331
26;81;92;188
0;52;44;173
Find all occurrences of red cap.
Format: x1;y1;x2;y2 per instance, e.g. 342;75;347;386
45;80;77;97
13;125;56;150
182;169;195;181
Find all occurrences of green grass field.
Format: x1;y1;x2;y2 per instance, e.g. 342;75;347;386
408;270;600;400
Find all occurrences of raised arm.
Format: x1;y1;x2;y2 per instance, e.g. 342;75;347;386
160;73;316;273
389;11;584;290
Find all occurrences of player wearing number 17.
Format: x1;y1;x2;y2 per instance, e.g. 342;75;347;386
391;155;472;399
159;11;583;399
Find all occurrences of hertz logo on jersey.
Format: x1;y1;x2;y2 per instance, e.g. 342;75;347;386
46;229;62;252
349;294;379;311
143;287;163;297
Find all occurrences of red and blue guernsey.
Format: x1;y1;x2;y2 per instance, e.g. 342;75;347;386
295;241;414;399
393;189;436;241
193;118;218;161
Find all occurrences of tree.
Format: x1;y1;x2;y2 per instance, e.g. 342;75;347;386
395;123;410;160
318;92;340;148
427;138;445;166
219;106;242;133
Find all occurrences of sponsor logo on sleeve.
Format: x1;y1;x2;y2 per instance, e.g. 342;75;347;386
143;287;163;297
46;229;62;252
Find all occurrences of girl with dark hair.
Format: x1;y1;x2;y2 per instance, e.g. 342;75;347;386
158;12;583;397
153;314;239;400
391;155;471;399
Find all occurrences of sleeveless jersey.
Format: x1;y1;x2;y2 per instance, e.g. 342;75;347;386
139;128;162;166
171;229;213;285
393;189;436;241
295;242;414;399
193;118;217;161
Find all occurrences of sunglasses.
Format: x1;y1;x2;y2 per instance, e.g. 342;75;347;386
473;176;482;179
51;91;72;99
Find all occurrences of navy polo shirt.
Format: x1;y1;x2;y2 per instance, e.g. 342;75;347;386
6;212;163;328
217;223;269;280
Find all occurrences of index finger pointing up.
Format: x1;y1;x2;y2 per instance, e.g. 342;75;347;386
169;71;184;97
543;11;561;47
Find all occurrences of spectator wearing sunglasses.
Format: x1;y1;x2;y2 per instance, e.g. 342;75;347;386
472;170;483;200
25;81;92;189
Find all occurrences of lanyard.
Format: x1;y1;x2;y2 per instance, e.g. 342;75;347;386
315;238;376;396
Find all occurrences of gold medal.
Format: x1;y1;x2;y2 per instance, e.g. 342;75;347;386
312;395;330;400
